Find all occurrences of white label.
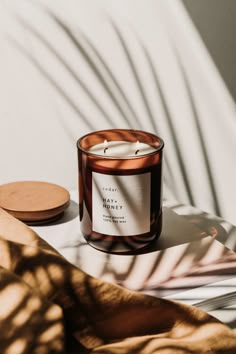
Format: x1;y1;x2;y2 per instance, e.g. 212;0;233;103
92;172;151;236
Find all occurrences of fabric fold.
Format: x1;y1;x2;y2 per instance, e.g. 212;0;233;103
0;208;235;354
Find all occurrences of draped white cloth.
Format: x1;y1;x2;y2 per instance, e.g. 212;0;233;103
0;0;235;224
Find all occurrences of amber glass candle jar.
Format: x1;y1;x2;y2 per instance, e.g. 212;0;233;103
77;129;164;253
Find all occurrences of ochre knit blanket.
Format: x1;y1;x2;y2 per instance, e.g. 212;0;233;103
0;208;235;354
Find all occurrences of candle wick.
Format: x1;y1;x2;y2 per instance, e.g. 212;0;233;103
135;150;139;155
103;139;108;154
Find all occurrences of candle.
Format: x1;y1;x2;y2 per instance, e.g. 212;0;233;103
77;129;164;253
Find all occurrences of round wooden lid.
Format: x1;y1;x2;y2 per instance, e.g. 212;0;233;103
0;181;70;224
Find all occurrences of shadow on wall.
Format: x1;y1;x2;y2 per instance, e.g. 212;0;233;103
6;3;223;221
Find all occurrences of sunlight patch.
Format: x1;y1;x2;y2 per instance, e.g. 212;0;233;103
44;304;62;321
0;284;26;319
6;338;27;354
38;323;63;343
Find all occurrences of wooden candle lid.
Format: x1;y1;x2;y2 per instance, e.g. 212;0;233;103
0;181;70;225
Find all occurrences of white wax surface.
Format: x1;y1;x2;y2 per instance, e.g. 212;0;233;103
88;141;156;157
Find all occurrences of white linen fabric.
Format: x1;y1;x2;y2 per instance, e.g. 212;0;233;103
0;0;235;224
